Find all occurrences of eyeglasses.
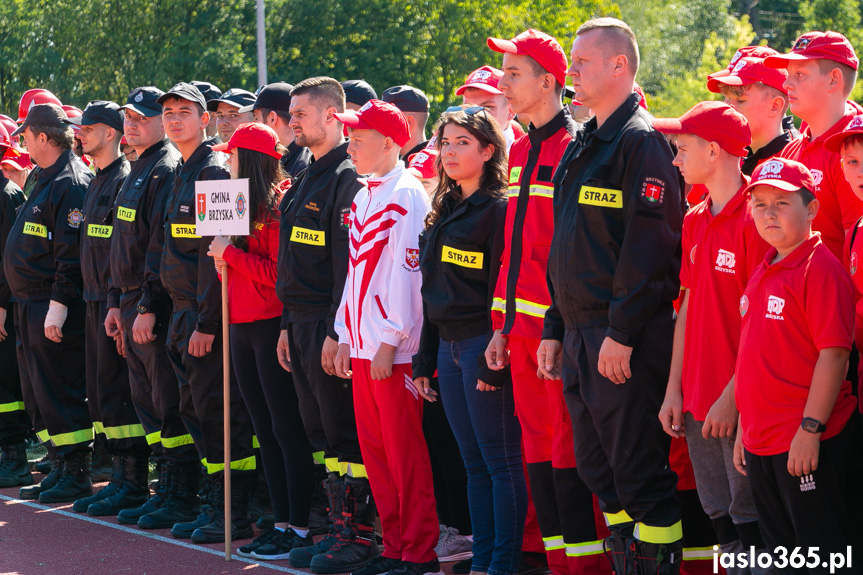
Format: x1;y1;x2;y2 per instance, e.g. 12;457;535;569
445;105;490;121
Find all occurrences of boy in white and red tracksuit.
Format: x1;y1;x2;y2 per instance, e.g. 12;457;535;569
333;100;440;575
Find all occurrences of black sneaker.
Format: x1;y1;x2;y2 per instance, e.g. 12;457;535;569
452;559;471;574
351;555;402;575
237;528;280;558
388;558;442;575
289;533;340;568
515;551;550;575
250;529;314;561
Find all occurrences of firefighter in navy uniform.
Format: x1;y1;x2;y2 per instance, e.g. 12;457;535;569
537;19;685;574
107;87;195;526
147;83;255;544
60;100;151;517
0;121;28;489
274;77;373;574
1;103;94;503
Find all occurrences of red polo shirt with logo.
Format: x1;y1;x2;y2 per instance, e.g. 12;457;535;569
780;111;861;260
680;178;770;419
735;234;856;456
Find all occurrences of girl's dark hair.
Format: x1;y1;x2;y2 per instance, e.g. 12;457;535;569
426;107;508;227
232;146;286;250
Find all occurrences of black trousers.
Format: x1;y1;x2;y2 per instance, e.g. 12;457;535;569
232;317;314;525
15;299;91;457
166;306;254;474
287;319;362;472
745;418;862;574
121;290;193;463
0;307;27;445
86;299;146;455
562;311;681;541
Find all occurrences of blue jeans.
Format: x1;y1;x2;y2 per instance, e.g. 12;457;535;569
437;335;526;575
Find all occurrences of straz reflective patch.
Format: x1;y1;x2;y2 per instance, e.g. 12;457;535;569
442;245;483;269
578;186;622;208
290;226;325;246
171;223;197;238
87;224;113;238
23;222;48;237
509;166;522;184
116;206;136;222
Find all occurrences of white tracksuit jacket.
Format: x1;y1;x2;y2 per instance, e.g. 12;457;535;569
335;162;430;364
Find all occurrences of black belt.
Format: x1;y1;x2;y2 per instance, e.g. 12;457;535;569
120;285;141;294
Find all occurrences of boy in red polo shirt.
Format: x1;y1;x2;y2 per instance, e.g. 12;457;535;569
764;31;862;261
332;100;440;575
733;157;859;561
654;101;774;571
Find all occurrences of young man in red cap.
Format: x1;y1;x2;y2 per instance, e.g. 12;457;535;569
653;101;775;572
538;18;684;574
707;55;793;176
332;99;439;575
764;31;863;261
484;27;606;575
733;157;860;563
456;66;520;153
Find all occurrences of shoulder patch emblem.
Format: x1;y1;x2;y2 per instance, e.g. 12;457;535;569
641;178;666;206
739;295;749;317
340;207;351;230
67;208;83;228
405;248;420;270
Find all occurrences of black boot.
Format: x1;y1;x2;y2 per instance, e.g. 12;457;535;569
118;460;167;525
290;472;345;568
309;476;380;574
39;451;94;503
247;463;273;523
90;439;113;483
629;538;683;575
190;470;255;543
20;454;63;499
171;471;220;539
603;530;632;575
87;453;150;516
137;462;201;529
73;455;124;512
0;442;35;488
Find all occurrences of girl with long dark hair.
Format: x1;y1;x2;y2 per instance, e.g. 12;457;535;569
413;107;527;575
208;123;314;560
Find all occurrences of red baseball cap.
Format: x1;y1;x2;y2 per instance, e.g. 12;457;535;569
708;46;780;80
456;66;504;96
334;99;411;147
407;148;439;179
0;122;20;159
487;29;568;87
764;31;859;71
744;157;817;194
652;101;751;157
707;57;789;94
212;122;282;159
1;151;32;171
824;114;863;153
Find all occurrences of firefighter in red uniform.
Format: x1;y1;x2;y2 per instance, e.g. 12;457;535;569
484;28;607;575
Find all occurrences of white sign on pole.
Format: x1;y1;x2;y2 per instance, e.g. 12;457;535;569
194;178;251;237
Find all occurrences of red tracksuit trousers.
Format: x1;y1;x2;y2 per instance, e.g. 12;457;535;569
352;359;439;563
509;335;608;575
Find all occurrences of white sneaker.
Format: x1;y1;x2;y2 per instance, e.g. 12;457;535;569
434;525;473;562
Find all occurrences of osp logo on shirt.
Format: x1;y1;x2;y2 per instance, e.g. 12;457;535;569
714;249;736;274
766;295;785;320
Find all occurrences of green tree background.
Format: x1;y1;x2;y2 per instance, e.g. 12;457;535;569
0;0;858;119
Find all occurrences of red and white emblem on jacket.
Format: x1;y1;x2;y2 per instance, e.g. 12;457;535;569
405;248;420;269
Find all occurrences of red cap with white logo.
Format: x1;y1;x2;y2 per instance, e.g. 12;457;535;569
487;29;568;87
407;149;439;179
707;46;780;80
764;31;859;71
824;114;863;153
707;57;789;94
456;66;504;96
744;157;817;194
334;99;411;147
652;101;751;157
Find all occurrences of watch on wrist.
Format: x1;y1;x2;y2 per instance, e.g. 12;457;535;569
137;304;153;315
801;417;827;434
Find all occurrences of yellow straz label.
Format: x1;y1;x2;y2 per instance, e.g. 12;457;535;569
290;226;325;246
87;224;113;238
23;222;48;237
116;206;136;222
578;186;623;208
509;166;522;184
442;246;483;269
171;224;198;238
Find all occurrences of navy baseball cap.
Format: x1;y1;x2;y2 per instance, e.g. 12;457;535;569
382;85;429;113
158;82;208;110
190;81;223;104
120;87;164;117
341;80;377;107
11;103;67;137
63;100;125;132
239;82;294;114
207;88;256;112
